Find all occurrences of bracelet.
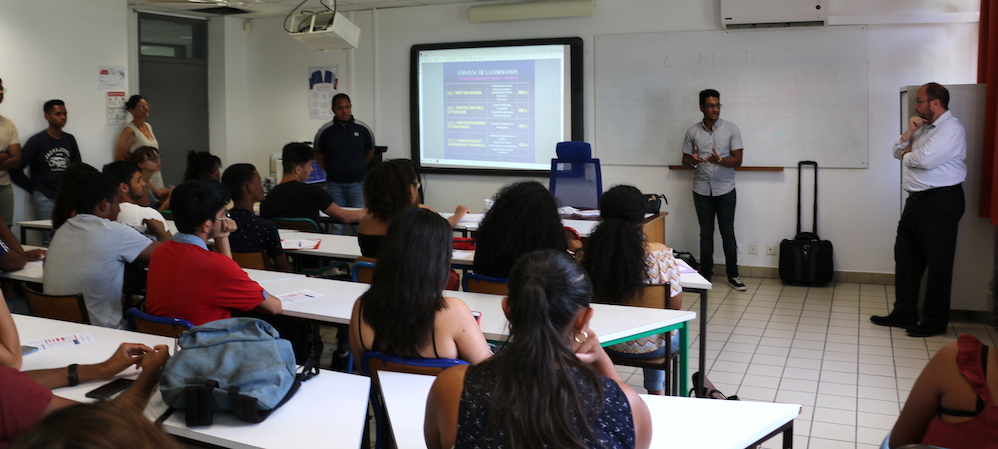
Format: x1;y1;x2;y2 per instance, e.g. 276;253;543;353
68;363;79;386
718;156;724;164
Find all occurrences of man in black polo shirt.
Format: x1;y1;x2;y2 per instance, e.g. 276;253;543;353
261;142;365;226
313;93;374;234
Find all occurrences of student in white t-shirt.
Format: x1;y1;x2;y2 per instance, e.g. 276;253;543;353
102;161;170;241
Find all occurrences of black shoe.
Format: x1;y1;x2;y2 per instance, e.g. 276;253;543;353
329;351;350;372
870;315;915;329
906;323;947;338
728;277;747;292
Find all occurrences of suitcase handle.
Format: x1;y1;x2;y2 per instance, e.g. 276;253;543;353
797;161;818;235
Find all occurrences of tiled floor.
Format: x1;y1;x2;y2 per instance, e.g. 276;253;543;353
616;277;998;449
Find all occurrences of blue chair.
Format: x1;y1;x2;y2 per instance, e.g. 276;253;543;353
125;308;194;338
270;216;322;233
351;258;376;283
549;141;602;209
462;272;508;295
361;351;469;449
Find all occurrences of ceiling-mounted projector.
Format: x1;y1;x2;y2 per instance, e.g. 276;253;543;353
290;11;360;51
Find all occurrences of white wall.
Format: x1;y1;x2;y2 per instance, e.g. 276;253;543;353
0;0;129;226
239;0;979;274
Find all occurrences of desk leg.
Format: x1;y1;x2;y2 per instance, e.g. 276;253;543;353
783;421;793;449
679;321;689;396
19;227;26;246
686;287;708;398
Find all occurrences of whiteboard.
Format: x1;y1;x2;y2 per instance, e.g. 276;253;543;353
594;26;869;168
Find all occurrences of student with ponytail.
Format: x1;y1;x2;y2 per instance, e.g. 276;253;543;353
425;249;652;449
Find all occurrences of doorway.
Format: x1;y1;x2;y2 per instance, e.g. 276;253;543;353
138;13;209;187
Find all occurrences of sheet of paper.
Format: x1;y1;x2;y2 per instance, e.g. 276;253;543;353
281;239;321;250
26;333;95;351
458;213;484;223
276;289;325;304
452;250;474;260
558;206;580;215
676;259;698;274
574;210;600;218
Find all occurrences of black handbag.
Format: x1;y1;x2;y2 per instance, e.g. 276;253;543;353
645;194;667;214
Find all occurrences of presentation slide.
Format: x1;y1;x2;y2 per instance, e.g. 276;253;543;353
411;40;581;173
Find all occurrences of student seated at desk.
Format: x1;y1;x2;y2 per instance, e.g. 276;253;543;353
0;216;44;272
581;185;683;395
349;208;490;365
472;181;569;279
11;401;180;449
102;161;171;241
260;142;365;227
358;159;468;258
887;334;998;449
221;163;292;272
0;295;170;446
425;249;652;449
44;170;162;329
146;180;282;325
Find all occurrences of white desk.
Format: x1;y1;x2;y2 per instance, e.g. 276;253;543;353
16;219;179;244
0;259;44;283
242;268;305;283
249;274;696;393
378;371;800;449
279;231;475;266
15;314;372;449
443;214;600;237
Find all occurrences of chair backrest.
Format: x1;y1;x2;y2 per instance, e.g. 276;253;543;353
126;308;194;338
624;284;677;310
550;141;602;209
231;251;272;270
463;272;508;295
361;351;469;383
23;286;90;324
271;217;321;233
352;257;377;284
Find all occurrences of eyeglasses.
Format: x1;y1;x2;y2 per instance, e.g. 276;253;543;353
210;211;232;222
703;103;722;109
144;157;161;163
413;181;421;189
914;98;935;105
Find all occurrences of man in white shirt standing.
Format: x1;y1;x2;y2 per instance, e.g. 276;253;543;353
102;161;171;241
871;82;967;338
0;78;22;225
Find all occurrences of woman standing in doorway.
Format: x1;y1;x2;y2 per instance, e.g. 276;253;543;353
115;95;164;192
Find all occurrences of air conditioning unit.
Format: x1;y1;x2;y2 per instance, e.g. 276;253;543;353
720;0;826;29
290;11;361;51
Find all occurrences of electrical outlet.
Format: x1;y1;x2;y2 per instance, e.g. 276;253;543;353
747;244;758;255
765;245;776;255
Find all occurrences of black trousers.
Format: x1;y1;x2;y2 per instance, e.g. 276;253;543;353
893;184;965;329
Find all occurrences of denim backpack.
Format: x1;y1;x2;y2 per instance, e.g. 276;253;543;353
158;317;318;425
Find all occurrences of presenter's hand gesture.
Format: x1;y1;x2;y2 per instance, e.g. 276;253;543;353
709;146;721;163
691;146;703;162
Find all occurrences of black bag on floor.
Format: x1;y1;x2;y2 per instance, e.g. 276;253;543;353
779;161;834;286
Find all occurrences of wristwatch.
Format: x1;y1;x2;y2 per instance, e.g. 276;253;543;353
68;363;79;386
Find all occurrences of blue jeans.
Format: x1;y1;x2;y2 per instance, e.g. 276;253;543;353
325;181;364;234
693;189;738;281
605;331;680;392
32;191;55;245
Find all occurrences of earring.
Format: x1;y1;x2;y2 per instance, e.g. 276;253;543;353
574;330;589;344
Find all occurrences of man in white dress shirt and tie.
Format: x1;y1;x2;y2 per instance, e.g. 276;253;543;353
871;82;967;338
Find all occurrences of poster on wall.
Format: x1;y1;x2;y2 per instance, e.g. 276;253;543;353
107;91;127;126
308;65;339;120
99;66;125;90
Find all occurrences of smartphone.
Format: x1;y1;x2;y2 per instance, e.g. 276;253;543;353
85;378;134;400
20;345;38;355
471;311;482;324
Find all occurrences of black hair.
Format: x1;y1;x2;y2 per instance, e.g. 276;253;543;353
581;185;648;305
170;180;231;234
10;402;181;449
363;159;418;222
102;161;141;188
125;95;144;110
52;163;101;229
473;181;567;278
359;208;452;358
70;172;118;215
221;163;258;203
923;82;950;110
127;146;159;168
183;150;222;181
473;249;603;449
332;93;350;107
281;142;314;174
699;89;720;106
43;99;65;114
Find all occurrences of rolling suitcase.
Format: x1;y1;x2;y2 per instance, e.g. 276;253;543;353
779;161;834;286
